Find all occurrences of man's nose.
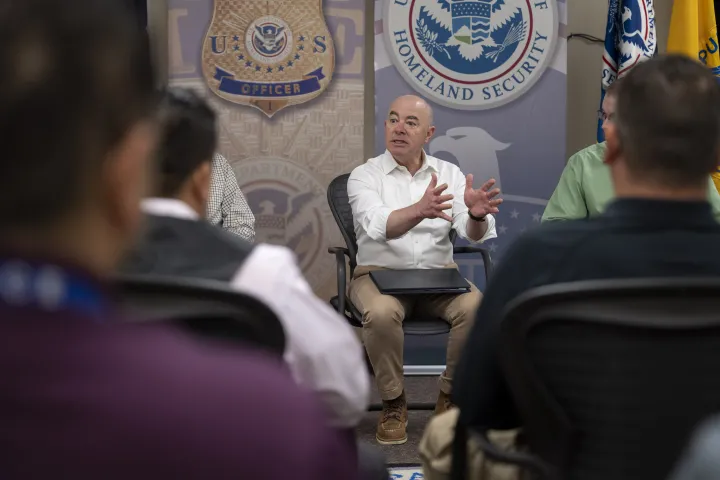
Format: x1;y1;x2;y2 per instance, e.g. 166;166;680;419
393;122;406;134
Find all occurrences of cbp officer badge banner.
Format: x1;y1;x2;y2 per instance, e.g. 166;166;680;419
201;0;335;117
384;0;559;110
169;0;365;300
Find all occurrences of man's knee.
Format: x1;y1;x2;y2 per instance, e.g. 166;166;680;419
362;295;404;328
453;288;483;324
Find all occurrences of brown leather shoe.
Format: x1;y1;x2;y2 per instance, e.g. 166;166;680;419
376;392;408;445
434;390;455;415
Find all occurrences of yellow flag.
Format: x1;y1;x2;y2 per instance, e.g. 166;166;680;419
668;0;720;194
667;0;720;76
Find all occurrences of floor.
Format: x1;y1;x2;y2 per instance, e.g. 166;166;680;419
357;376;440;466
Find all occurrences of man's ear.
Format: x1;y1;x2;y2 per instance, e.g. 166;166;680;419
603;124;621;166
191;161;212;206
425;125;436;144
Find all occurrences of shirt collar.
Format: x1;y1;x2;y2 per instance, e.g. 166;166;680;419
141;198;200;221
381;150;439;175
603;198;717;228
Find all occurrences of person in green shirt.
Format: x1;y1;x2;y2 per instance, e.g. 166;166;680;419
543;82;720;222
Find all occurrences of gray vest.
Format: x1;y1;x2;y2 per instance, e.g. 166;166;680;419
120;214;254;281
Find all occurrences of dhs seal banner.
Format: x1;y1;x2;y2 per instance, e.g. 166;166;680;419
202;0;335;117
384;0;559;110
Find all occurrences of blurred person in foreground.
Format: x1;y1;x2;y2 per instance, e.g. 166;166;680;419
0;0;355;478
120;87;369;429
421;54;720;477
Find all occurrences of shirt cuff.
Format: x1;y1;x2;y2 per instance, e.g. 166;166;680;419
459;213;497;243
362;207;393;242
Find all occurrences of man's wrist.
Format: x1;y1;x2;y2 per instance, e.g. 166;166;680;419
411;202;425;221
468;211;486;222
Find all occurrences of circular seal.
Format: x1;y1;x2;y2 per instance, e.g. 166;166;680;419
245;15;294;65
384;0;558;110
235;158;337;291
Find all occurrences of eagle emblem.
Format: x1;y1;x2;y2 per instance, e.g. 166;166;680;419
383;0;558;110
201;0;335;117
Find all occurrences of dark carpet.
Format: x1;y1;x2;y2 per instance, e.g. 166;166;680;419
357;376;440;465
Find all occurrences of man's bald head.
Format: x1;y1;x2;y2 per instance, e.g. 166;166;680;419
389;95;434;126
385;95;436;165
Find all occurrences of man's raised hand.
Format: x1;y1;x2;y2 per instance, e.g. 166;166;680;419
415;173;454;222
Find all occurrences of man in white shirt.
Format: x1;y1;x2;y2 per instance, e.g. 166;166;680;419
347;95;501;445
122;88;370;428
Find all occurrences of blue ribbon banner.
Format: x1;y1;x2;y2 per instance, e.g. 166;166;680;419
214;67;326;97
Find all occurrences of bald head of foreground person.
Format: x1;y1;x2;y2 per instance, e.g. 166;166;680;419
0;0;357;478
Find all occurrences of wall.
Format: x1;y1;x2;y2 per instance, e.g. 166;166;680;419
565;0;674;158
150;0;679;163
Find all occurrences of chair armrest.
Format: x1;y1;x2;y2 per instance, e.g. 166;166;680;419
469;430;552;479
328;246;350;257
453;246;494;280
328;247;349;314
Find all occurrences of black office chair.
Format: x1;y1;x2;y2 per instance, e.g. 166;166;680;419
113;274;286;358
116;273;390;479
326;172;493;410
452;278;720;480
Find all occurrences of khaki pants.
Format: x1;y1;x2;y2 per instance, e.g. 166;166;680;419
348;265;481;401
420;409;522;480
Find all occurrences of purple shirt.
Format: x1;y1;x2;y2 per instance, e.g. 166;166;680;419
0;304;356;478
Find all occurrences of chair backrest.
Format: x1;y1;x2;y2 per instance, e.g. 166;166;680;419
327;173;358;267
500;278;720;480
327;172;459;271
113;274;286;358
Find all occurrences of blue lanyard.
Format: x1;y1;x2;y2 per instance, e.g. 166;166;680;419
0;259;106;317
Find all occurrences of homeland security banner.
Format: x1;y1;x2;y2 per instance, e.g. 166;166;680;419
597;0;656;142
375;0;567;291
167;0;366;300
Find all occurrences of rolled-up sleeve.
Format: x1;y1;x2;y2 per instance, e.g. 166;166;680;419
347;166;393;242
451;171;497;243
219;156;256;242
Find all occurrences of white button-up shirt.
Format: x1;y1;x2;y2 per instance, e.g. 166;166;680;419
140;198;370;428
348;150;496;269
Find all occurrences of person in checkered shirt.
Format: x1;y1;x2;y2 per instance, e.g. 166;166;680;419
206;153;256;242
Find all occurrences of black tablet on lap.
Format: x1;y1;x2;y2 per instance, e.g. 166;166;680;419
369;268;471;295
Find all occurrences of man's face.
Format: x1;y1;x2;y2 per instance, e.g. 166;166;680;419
602;93;623;167
384;96;435;161
601;93;616;139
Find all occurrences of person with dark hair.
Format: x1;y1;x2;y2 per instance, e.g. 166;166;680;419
121;87;370;430
543;78;720;222
0;0;356;478
421;54;720;472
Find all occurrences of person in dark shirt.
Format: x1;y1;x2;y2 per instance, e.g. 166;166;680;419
0;0;355;478
452;54;720;432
